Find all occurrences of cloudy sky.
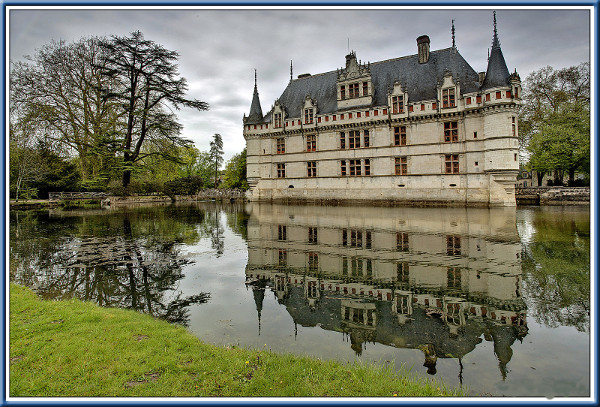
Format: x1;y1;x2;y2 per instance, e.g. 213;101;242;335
7;6;592;163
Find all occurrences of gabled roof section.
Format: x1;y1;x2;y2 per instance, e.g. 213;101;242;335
481;13;511;90
270;48;480;119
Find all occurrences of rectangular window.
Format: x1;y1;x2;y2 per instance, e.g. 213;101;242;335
365;231;372;249
496;91;502;99
317;117;321;123
397;262;409;283
308;227;318;244
278;249;287;266
340;132;346;149
306;134;317;152
374;110;379;116
444;121;458;142
349;159;361;176
349;83;359;98
421;103;425;110
342;229;347;246
383;108;388;115
397;232;409;252
274;113;282;128
341;160;347;176
446;235;461;255
357;112;361;118
395;156;407;175
364;159;370;176
307;161;317;178
512;117;516;137
442;88;456;108
308;252;319;272
474;131;478;139
485;93;491;101
392;95;404;113
365;111;370;117
409;105;413;112
432;103;437;110
340;85;346;100
276;138;285;154
362;81;368;96
325;116;329;122
333;115;337;121
447;267;461;288
506;90;512;98
277;163;286;178
476;95;482;103
278;225;287;241
466;97;472;104
445;154;459;174
364;130;370;147
394;126;406;146
304;108;314;124
349;130;361;149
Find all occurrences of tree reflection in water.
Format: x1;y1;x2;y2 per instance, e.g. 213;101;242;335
10;206;211;326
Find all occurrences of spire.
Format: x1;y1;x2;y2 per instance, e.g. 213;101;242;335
492;11;499;48
246;69;263;124
481;11;510;90
252;285;265;336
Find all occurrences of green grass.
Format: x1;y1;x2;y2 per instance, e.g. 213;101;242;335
9;283;464;398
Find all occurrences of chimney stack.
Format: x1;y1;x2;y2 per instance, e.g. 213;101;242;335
417;35;430;64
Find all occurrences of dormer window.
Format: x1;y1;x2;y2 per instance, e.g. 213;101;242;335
349;83;359;98
392;95;404;114
442;88;456;108
362;82;369;96
304;108;314;124
274;112;282;128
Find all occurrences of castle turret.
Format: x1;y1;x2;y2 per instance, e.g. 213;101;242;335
245;69;263;124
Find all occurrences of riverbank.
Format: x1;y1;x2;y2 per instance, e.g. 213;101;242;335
8;284;463;398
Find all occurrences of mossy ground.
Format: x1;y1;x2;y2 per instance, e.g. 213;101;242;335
9;283;464;398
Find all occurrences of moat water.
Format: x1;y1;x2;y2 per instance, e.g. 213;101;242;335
9;202;591;397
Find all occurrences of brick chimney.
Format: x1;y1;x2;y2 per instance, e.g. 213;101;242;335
417;35;430;64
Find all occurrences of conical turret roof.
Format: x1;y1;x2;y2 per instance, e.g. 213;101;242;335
481;13;511;90
246;70;264;124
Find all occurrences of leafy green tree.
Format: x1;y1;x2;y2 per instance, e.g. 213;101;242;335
209;133;224;188
10;37;121;185
519;63;590;185
222;149;248;190
527;104;590;185
97;31;209;189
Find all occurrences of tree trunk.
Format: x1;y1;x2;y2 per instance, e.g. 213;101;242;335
569;168;576;185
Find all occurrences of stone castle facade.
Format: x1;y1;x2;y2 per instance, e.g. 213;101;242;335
243;15;522;207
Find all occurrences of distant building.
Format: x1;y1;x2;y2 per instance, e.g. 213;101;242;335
244;13;521;206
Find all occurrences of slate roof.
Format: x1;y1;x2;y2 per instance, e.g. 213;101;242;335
246;84;264;124
252;46;511;123
481;34;511;90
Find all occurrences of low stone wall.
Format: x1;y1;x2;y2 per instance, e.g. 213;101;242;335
48;191;107;202
515;187;590;205
195;189;247;201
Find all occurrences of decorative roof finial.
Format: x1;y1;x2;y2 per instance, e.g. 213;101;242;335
492;11;500;48
290;60;293;81
254;68;257;89
452;19;456;48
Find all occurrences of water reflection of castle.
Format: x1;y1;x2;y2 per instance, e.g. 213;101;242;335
245;204;528;380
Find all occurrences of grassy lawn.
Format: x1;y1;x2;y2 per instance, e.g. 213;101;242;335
9;283;464;398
